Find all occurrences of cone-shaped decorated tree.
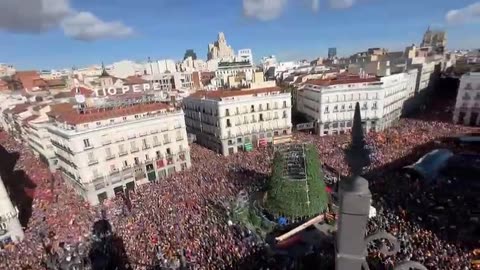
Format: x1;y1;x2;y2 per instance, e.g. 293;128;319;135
265;144;328;220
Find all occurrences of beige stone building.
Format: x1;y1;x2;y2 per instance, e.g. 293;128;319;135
207;32;235;61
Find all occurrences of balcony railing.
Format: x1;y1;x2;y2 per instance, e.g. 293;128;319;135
105;154;116;161
152;142;161;147
176;137;184;141
119;151;128;157
88;159;99;166
142;145;151;150
110;169;120;176
164;139;171;144
130;147;140;153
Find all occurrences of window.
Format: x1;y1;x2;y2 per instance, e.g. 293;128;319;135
123;117;127;120
130;141;137;149
237;138;242;143
105;147;112;157
145;154;149;160
465;83;473;90
119;144;125;154
153;136;159;145
463;93;471;100
259;113;264;121
267;103;270;110
349;104;353;110
123;160;128;167
341;105;345;111
156;151;161;159
226;119;232;127
163;134;169;143
92;168;99;178
283;101;287;108
372;102;377;110
324;106;329;113
333;105;338;112
251;105;255;112
96;122;101;126
282;111;287;119
225;109;230;116
88;152;94;161
134;157;140;165
83;139;91;148
244;116;248;124
274;112;279;119
110;119;115;123
142;138;148;148
236;107;239;114
166;148;172;155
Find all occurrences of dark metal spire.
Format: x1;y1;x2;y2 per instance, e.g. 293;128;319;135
345;102;371;177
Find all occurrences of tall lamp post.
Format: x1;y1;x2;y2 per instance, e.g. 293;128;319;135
335;102;427;270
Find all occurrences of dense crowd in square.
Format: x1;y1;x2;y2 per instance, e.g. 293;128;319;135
0;108;478;269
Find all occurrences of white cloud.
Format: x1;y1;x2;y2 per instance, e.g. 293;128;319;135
312;0;320;12
0;0;71;32
61;12;133;41
446;2;480;25
0;0;133;41
328;0;356;9
242;0;358;21
243;0;288;21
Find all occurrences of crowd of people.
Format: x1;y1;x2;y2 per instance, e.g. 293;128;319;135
0;104;478;269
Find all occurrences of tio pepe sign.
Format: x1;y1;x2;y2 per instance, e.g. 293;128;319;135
93;83;170;99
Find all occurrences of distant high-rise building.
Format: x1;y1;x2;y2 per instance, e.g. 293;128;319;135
328;48;337;59
207;32;235;61
421;26;447;54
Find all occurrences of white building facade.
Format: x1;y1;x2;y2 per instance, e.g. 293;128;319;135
215;61;255;88
47;102;191;205
183;87;292;156
453;72;480;126
297;72;416;136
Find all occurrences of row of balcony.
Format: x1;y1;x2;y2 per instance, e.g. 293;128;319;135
88;135;183;152
88;150;187;167
220;127;291;140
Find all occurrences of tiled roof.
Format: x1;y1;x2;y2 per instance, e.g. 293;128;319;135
46;79;65;87
306;76;379;87
8;104;31;114
189;86;282;101
51;102;171;125
124;76;147;85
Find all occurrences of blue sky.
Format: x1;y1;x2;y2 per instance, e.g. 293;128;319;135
0;0;479;70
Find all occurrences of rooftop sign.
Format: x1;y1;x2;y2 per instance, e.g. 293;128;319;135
93;83;170;99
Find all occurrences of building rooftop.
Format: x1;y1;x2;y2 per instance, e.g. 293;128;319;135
124;76;147;85
49;102;172;125
5;103;31;114
305;76;380;87
189;86;282;101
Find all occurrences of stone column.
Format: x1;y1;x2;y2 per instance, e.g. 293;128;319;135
335;176;371;270
0;176;24;242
